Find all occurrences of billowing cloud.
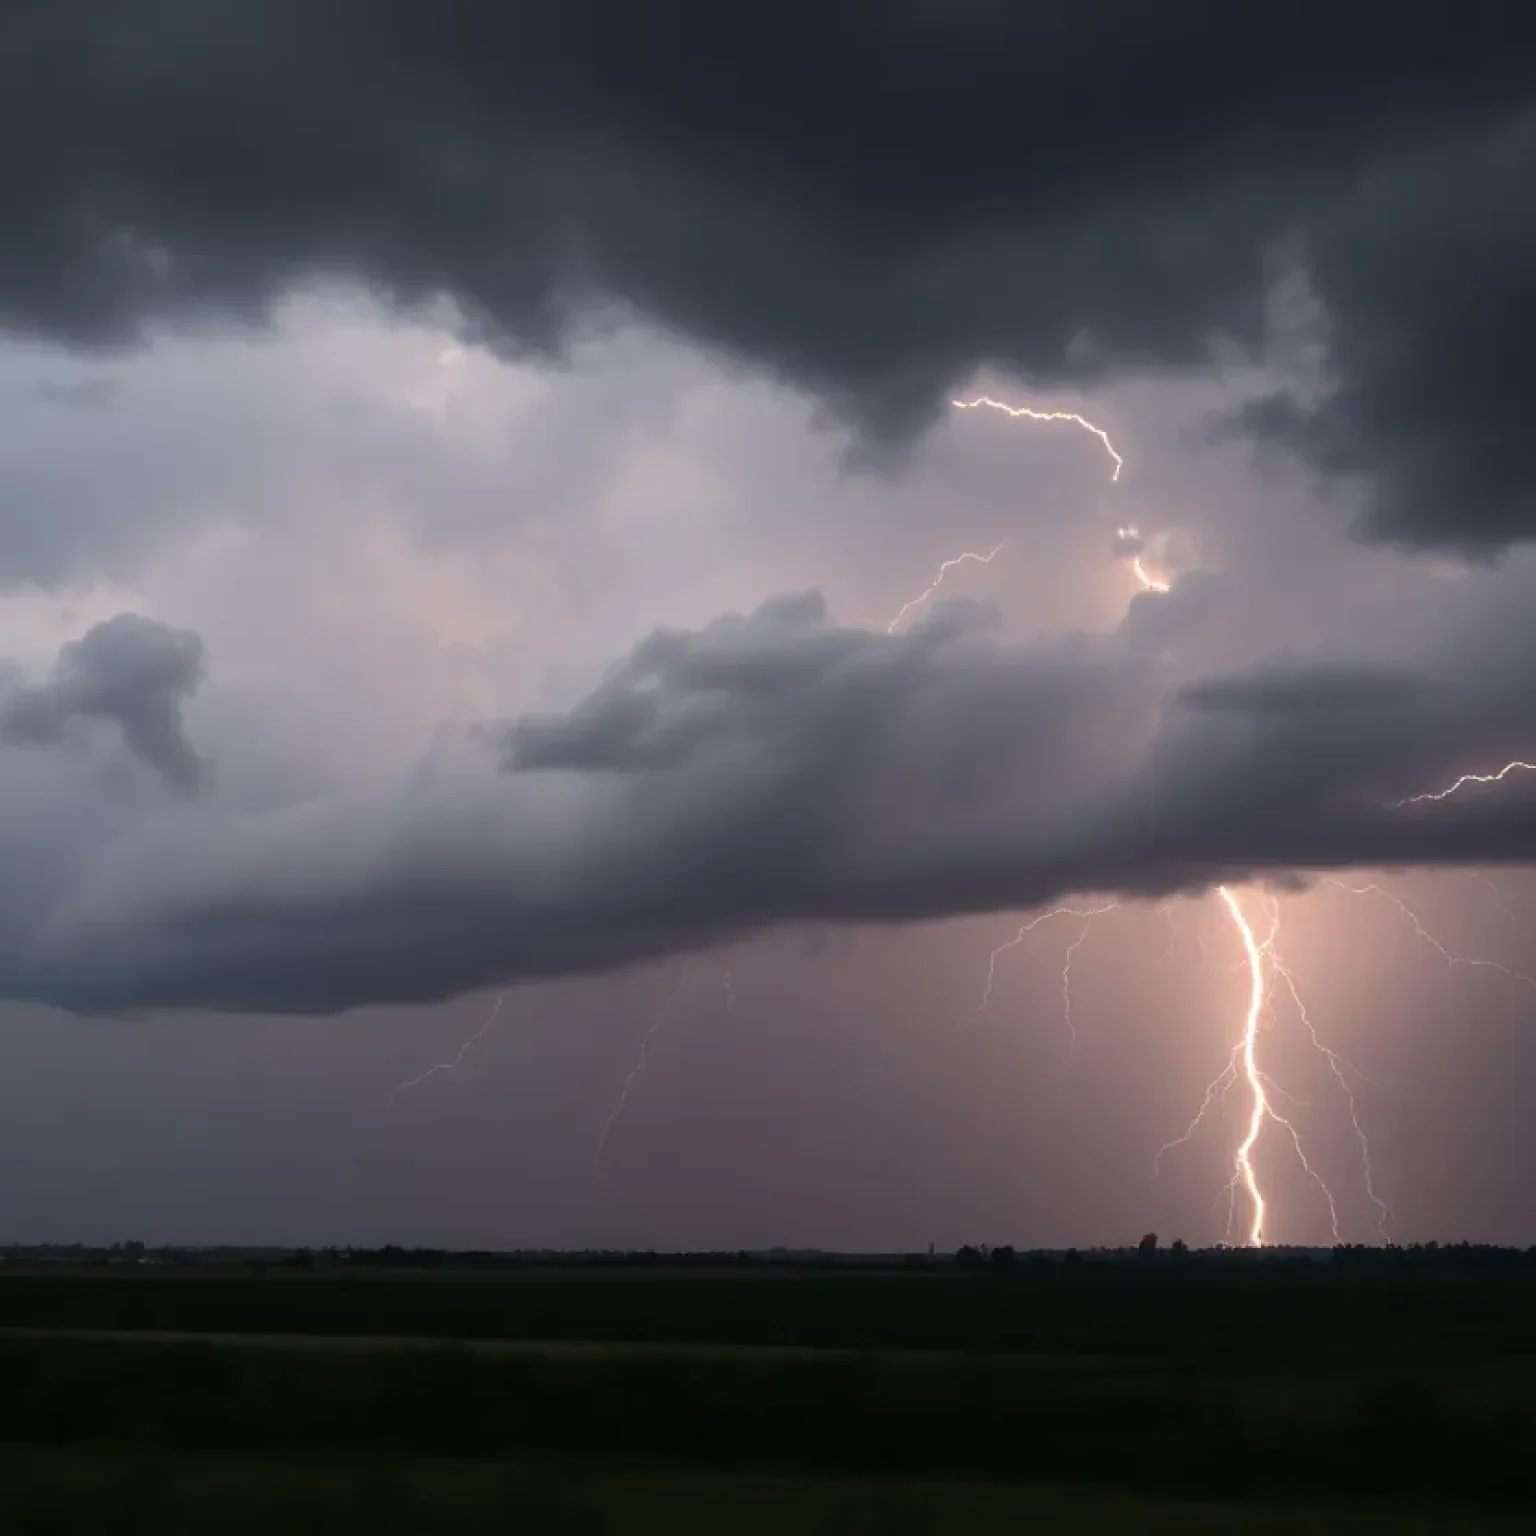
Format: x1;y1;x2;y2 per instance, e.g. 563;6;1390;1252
1;2;1533;550
4;586;1534;1017
0;612;208;794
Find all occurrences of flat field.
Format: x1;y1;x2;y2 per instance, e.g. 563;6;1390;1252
0;1446;1530;1536
0;1259;1532;1526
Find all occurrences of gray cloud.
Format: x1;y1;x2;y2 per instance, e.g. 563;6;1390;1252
5;590;1534;1017
1;3;1533;549
0;612;208;794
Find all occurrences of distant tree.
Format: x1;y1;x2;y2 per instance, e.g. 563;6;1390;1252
991;1244;1018;1275
1137;1232;1159;1259
1170;1238;1189;1258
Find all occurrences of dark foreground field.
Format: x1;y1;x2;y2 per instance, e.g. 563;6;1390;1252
2;1255;1534;1529
1;1446;1530;1535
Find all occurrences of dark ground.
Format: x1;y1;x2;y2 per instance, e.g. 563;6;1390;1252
1;1249;1532;1530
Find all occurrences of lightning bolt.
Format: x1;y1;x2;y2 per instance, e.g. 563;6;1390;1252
1060;916;1103;1054
389;993;506;1108
1324;879;1536;993
593;967;691;1178
1268;946;1392;1243
1389;760;1536;807
961;902;1118;1027
1155;901;1180;966
1217;886;1272;1245
952;395;1125;481
887;541;1008;632
1155;890;1361;1248
954;391;1375;1246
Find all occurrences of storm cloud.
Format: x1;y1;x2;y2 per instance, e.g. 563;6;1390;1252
0;612;208;795
2;1;1534;552
0;582;1530;1016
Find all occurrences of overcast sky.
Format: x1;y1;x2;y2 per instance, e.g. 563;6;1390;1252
1;2;1535;1252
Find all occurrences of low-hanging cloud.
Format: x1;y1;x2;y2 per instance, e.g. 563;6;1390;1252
1;3;1534;554
3;589;1534;1017
0;612;209;795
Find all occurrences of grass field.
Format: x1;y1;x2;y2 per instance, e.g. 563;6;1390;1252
0;1445;1527;1535
1;1261;1534;1524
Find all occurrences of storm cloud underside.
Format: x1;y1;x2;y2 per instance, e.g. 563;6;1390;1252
3;1;1536;550
0;3;1534;1020
0;584;1532;1014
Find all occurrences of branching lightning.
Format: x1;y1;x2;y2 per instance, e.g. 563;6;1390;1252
1152;890;1365;1247
954;392;1386;1247
389;993;507;1108
1324;879;1536;993
391;389;1534;1250
962;902;1118;1028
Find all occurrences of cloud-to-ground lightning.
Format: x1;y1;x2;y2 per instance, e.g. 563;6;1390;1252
887;540;1008;632
1222;886;1275;1246
953;391;1386;1246
389;993;507;1108
1267;945;1392;1243
1153;890;1363;1247
593;967;691;1178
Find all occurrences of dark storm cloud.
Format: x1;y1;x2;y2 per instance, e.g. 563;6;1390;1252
1177;665;1431;716
7;591;1536;1016
0;613;208;794
2;2;1533;547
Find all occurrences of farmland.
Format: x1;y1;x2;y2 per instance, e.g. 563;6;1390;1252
2;1248;1534;1529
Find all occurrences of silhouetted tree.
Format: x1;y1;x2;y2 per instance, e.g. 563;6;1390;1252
1137;1232;1159;1260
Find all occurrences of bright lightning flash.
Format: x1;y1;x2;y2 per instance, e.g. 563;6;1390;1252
1390;760;1536;807
953;395;1124;481
1221;887;1272;1245
1151;890;1363;1248
956;392;1375;1246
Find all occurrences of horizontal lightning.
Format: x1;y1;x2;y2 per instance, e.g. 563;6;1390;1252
952;395;1125;481
1389;760;1536;807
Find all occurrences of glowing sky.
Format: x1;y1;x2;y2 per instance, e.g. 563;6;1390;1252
1;2;1535;1252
